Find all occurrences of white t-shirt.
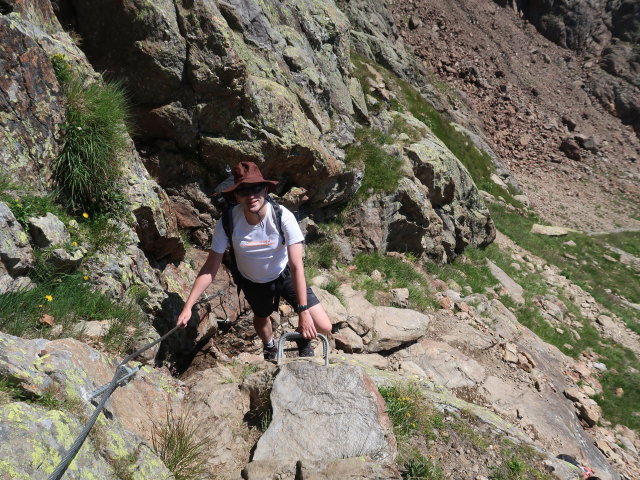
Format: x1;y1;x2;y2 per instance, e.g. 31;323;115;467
211;202;304;283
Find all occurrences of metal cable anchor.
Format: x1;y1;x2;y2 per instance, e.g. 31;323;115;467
83;365;140;402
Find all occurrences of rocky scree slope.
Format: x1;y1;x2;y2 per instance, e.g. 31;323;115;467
389;0;640;232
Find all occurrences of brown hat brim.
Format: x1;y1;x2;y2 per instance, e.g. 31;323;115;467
220;178;279;194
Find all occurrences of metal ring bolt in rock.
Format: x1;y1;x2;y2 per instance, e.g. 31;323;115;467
277;332;329;366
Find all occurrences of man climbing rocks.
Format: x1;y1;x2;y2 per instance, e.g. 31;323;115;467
177;161;332;360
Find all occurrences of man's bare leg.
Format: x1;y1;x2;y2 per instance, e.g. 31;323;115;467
308;304;332;336
253;315;273;344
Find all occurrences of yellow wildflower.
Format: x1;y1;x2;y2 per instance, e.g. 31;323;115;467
82;212;89;219
45;295;53;302
72;241;78;247
83;275;89;281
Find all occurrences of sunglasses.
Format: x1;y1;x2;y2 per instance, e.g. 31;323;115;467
235;183;265;197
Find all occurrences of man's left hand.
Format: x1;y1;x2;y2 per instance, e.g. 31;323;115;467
298;310;317;339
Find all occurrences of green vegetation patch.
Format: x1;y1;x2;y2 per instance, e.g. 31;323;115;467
591;231;640;258
345;127;403;198
0;272;143;354
0;190;70;229
379;383;444;439
489;205;640;335
431;202;640;430
305;241;342;276
379;383;550;479
0;377;84;414
52;55;130;216
598;366;640;430
352;253;433;310
151;408;210;480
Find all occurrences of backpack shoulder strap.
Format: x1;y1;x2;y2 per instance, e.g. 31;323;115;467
266;196;285;245
221;203;235;252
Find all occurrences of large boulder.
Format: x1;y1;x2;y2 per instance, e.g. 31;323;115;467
184;367;251;473
0;332;184;440
253;362;397;464
366;306;431;353
403;129;496;255
336;284;430;353
0;332;183;479
344;112;495;262
28;213;70;248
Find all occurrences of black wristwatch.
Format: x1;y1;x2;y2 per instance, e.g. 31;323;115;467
297;304;309;312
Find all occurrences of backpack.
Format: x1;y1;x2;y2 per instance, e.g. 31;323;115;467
221;195;285;284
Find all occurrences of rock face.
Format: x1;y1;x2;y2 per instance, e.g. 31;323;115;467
253;362;397;464
68;0;353;208
0;9;64;191
0;202;34;277
496;0;640;134
55;0;495;262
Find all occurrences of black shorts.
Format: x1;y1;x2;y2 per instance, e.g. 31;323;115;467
237;265;319;318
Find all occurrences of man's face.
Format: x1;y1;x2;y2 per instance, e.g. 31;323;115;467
234;183;266;213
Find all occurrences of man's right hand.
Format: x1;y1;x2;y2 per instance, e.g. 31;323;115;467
177;307;192;328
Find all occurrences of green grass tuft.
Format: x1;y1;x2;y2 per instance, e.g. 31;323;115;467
345;127;403;198
151;408;210;480
352;253;432;310
53;73;130;215
0;272;143;354
403;451;445;480
379;383;443;439
305;241;341;271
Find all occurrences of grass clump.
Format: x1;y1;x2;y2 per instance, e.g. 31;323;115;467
151;408;209;480
402;450;445;480
489;443;551;480
321;277;345;304
0;271;143;354
0;377;84;414
305;241;341;272
345;127;403;198
352;253;432;310
379;383;445;479
0;191;69;229
0;377;26;405
379;383;443;439
52;56;130;216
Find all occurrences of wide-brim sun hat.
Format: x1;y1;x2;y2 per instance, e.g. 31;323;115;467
219;161;278;198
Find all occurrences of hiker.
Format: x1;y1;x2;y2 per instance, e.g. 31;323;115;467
177;161;332;360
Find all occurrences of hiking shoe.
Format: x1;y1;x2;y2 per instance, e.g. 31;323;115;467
296;338;315;358
263;343;278;361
